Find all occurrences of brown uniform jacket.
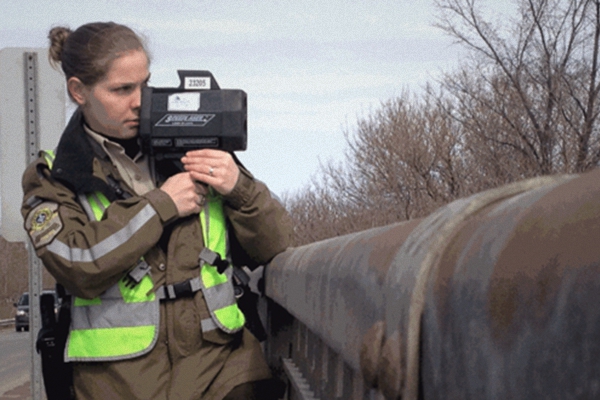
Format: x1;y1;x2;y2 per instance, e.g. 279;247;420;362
21;110;293;399
22;110;293;300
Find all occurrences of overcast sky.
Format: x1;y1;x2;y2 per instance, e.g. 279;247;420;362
1;0;480;196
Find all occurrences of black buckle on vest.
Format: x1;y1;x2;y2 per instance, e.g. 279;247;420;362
172;280;194;298
158;279;195;301
198;248;229;274
123;259;150;289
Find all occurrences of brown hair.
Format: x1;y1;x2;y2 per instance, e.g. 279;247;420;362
48;22;148;87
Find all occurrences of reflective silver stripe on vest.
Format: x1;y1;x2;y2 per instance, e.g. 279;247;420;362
70;285;158;330
71;302;156;330
46;203;156;263
201;317;218;332
89;192;108;215
78;192;108;220
200;266;240;334
78;194;96;220
201;272;238;311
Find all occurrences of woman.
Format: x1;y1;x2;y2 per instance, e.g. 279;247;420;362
21;22;292;399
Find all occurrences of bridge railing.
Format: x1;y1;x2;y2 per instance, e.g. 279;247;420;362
263;169;600;400
264;220;421;400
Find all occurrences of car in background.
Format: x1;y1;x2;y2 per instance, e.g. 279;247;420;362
14;290;59;332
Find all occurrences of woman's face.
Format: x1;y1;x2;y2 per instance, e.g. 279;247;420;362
71;49;150;139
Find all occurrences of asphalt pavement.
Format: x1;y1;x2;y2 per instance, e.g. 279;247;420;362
0;382;30;400
0;327;32;400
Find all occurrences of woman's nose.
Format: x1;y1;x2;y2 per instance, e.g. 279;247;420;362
131;87;142;109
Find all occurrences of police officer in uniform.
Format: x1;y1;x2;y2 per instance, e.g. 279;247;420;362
21;22;293;399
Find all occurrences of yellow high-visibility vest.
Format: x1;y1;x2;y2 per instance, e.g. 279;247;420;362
43;150;244;362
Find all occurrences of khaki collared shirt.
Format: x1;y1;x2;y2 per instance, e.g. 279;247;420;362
84;125;154;196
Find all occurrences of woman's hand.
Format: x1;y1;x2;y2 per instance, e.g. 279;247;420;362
181;149;240;195
159;172;207;217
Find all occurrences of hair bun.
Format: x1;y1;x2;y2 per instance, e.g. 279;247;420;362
48;22;147;87
48;26;72;65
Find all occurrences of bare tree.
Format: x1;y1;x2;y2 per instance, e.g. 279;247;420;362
285;92;473;245
286;0;600;245
435;0;600;174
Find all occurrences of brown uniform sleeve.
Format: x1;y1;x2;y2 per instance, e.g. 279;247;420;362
21;157;179;299
223;167;293;267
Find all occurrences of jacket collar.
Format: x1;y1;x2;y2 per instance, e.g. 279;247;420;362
50;109;118;201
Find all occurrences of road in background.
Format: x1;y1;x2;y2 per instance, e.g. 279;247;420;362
0;328;30;397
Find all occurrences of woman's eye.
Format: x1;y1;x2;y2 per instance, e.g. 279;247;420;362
114;85;133;93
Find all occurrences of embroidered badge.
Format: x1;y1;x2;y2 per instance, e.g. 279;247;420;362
25;202;63;248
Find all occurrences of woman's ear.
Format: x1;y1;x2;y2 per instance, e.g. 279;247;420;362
67;77;87;106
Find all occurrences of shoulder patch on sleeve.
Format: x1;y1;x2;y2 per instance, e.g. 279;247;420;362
25;201;63;248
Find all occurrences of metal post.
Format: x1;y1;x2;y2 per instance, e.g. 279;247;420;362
24;51;43;400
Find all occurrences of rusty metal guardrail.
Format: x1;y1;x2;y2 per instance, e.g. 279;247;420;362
0;318;14;327
264;168;600;399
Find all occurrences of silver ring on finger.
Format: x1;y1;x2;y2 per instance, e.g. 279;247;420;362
209;167;214;176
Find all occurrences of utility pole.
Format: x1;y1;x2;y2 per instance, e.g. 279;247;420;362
0;47;65;399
